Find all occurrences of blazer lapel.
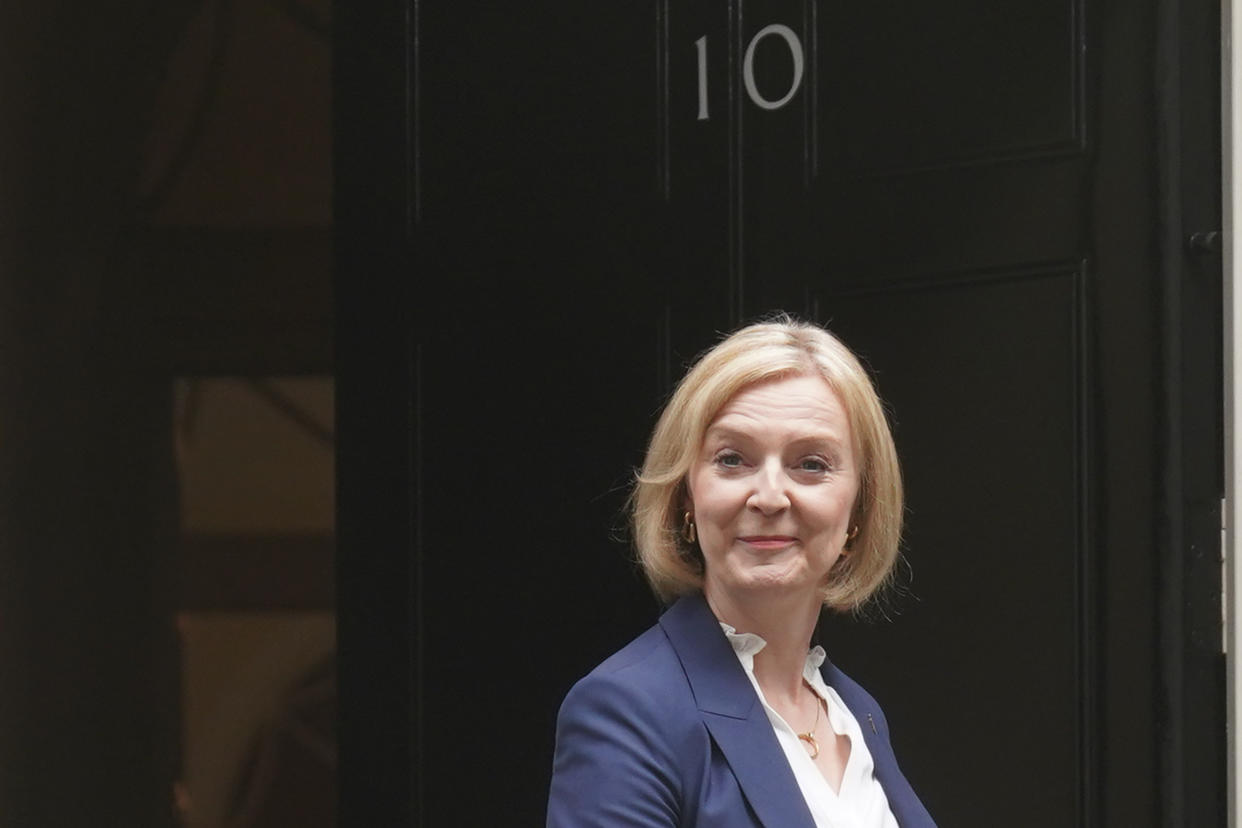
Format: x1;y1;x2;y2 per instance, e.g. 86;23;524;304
821;660;934;827
659;595;816;828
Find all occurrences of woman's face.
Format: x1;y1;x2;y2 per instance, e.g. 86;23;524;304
687;373;860;608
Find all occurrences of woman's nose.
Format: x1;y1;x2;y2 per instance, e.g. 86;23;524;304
747;460;791;514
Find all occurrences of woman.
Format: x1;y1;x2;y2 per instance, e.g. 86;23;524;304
547;318;935;827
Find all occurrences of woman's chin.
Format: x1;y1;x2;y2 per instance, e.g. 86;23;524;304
720;565;819;599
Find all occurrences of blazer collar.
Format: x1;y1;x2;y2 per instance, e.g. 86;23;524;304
659;594;817;828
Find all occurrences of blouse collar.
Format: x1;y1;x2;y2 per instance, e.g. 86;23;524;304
719;622;827;683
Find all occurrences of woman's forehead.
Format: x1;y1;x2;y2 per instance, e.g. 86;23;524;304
706;374;849;435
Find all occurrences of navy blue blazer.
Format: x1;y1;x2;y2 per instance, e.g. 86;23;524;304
547;594;935;827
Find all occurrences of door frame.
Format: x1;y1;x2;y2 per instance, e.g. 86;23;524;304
1224;1;1240;823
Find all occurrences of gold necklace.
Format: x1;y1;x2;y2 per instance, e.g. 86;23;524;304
796;682;822;759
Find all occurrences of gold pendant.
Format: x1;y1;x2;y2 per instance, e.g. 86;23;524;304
798;732;819;759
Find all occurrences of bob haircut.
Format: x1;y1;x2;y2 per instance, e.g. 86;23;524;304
632;317;903;613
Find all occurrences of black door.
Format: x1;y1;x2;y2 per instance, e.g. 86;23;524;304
336;0;1223;825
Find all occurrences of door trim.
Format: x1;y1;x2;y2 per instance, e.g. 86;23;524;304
1224;1;1240;823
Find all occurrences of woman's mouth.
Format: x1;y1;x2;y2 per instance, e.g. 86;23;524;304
738;535;798;550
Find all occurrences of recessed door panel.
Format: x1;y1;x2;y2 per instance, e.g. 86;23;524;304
822;0;1083;171
819;267;1087;824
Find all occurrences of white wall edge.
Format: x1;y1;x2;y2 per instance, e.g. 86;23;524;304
1225;1;1240;825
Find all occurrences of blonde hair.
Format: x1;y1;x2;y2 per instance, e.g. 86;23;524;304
632;317;902;612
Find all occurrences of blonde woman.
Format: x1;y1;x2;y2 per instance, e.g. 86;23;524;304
548;318;934;827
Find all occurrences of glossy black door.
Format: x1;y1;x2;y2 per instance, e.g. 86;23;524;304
336;0;1223;824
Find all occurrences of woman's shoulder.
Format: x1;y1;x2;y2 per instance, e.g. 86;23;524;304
560;621;693;720
551;621;706;801
549;622;709;825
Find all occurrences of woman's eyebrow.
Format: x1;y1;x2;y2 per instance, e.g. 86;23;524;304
788;433;846;449
701;424;755;443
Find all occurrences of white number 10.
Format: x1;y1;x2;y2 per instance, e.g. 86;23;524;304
695;24;805;121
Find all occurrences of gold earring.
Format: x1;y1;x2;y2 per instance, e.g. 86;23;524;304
845;524;859;545
682;511;697;544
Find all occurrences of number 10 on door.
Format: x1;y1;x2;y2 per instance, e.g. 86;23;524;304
695;24;806;121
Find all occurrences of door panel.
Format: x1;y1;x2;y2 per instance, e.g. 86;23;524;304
824;0;1083;170
819;266;1088;824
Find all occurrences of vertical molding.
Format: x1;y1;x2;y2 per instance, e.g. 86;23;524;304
1072;263;1101;827
407;0;421;230
406;26;423;817
408;338;423;824
803;0;819;187
1071;0;1088;150
1155;0;1187;822
656;0;670;200
728;0;745;325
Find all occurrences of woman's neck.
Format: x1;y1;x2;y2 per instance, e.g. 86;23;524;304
705;587;821;703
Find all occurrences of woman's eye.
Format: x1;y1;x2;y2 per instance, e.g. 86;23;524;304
798;458;830;473
715;452;743;468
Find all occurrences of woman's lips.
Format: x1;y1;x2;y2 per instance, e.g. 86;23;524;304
738;536;797;549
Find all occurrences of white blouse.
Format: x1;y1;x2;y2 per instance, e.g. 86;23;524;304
721;624;899;828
